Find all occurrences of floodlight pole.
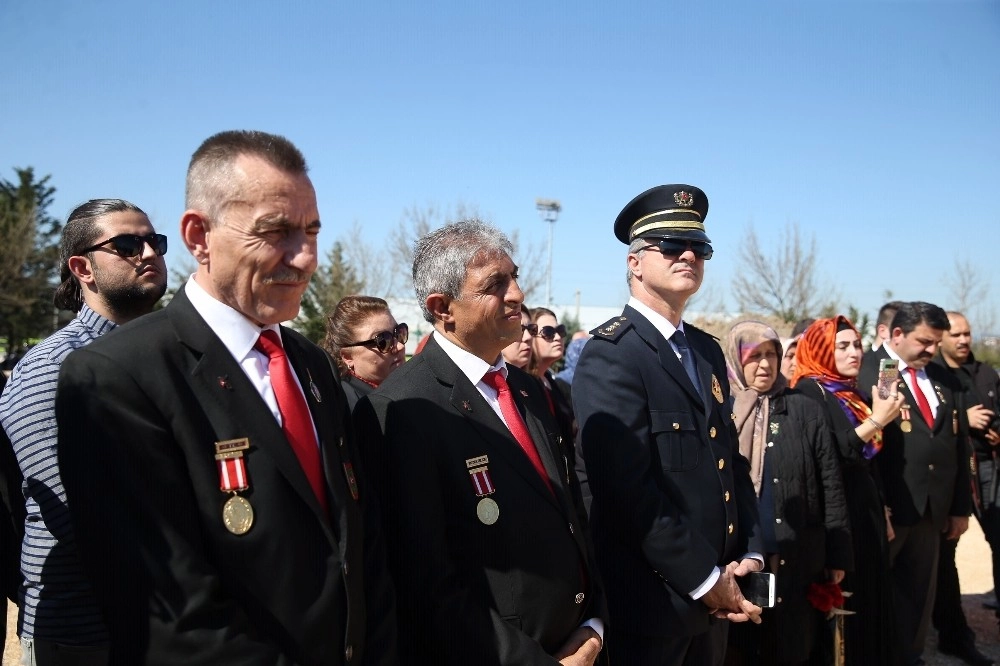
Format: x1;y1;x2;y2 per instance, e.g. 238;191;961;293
535;198;561;307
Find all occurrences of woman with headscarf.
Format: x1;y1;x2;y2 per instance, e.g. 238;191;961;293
723;321;853;665
792;316;904;664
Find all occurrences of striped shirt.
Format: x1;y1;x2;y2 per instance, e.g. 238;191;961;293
0;305;113;643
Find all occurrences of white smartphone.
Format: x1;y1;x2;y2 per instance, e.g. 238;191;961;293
737;571;776;608
877;358;900;399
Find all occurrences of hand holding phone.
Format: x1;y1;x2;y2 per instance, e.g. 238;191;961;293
737;571;776;608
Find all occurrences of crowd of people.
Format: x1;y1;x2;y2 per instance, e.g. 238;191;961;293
0;130;998;666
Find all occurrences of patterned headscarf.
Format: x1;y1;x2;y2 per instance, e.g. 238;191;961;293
792;316;881;458
724;321;786;496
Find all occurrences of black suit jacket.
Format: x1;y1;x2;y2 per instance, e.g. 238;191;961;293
573;307;762;638
860;348;971;528
55;288;397;665
355;336;607;666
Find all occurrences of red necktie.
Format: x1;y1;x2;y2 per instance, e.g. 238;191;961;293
907;366;935;427
255;330;328;512
482;370;553;494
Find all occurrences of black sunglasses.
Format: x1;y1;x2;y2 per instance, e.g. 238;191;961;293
80;233;168;259
521;323;538;336
533;324;567;342
342;323;408;354
641;238;713;260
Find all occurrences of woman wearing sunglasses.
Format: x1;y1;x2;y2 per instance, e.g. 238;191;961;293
527;308;576;454
501;305;534;370
323;296;408;410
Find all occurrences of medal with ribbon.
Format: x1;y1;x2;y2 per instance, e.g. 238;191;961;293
215;438;254;535
466;455;499;525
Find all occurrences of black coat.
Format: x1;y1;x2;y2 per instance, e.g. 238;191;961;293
573;307;761;642
749;388;852;662
55;288;397;665
355;336;607;666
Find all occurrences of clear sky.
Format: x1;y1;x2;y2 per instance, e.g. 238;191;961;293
2;1;998;328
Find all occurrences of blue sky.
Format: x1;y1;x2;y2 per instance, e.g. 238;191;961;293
2;1;998;328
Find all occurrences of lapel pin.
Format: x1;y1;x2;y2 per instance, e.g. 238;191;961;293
462;400;472;411
217;375;232;390
519;390;529;397
307;369;322;402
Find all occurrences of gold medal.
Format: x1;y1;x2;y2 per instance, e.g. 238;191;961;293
223;495;254;535
476;497;500;525
900;421;912;433
711;375;724;404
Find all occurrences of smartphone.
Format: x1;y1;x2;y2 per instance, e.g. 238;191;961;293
877;358;900;399
737;571;776;608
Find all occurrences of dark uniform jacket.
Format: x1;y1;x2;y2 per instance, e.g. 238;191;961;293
933;352;1000;460
573;307;762;638
860;347;971;529
55;287;397;665
356;336;607;666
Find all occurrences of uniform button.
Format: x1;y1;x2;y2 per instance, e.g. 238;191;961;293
775;518;782;524
673;422;680;430
731;412;736;421
718;458;725;470
339;436;345;448
345;645;353;661
728;523;734;534
342;562;349;576
773;478;779;484
575;592;585;604
779;559;786;566
777;597;783;604
766;441;774;448
724;491;731;502
709;427;717;438
928;464;935;471
568;522;575;534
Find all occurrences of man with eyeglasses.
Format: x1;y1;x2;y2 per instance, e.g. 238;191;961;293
54;131;397;665
573;185;763;665
0;198;167;666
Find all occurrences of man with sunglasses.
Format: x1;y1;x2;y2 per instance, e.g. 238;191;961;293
0;199;167;666
356;220;607;665
54;131;397;665
573;185;763;666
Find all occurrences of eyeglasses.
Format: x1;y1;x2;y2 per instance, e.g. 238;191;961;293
641;238;713;260
521;323;538;336
342;323;408;354
533;324;567;341
80;233;168;259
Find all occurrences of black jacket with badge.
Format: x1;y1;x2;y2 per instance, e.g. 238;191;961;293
933;352;1000;460
355;336;607;666
860;347;971;528
573;307;762;638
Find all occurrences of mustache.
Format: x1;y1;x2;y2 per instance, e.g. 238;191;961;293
262;270;310;284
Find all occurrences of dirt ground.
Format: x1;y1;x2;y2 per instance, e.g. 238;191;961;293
3;521;999;664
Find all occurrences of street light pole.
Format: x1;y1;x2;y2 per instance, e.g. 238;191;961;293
535;198;561;307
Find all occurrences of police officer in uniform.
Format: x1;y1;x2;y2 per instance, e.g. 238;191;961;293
573;185;763;666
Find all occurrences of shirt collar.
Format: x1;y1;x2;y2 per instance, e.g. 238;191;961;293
77;303;117;336
185;275;279;360
628;296;685;342
433;331;507;385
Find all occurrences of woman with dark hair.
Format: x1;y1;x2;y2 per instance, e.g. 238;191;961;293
501;305;534;370
723;321;852;665
791;316;904;663
527;307;576;457
323;295;407;410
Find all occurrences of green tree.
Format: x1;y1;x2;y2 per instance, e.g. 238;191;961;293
0;168;61;354
296;241;364;344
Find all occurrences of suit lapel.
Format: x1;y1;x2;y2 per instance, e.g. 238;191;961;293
424;340;562;510
166;290;335;539
627;307;705;410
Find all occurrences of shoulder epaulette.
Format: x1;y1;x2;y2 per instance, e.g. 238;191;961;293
590;315;632;341
683;322;720;342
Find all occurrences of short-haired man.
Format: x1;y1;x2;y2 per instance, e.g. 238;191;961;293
871;300;905;351
860;301;971;665
0;199;168;665
55;131;396;664
573;185;763;665
357;220;607;665
930;311;997;666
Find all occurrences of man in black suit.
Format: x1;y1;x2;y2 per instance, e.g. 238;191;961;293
356;220;606;665
860;301;971;666
55;130;397;665
572;184;763;666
